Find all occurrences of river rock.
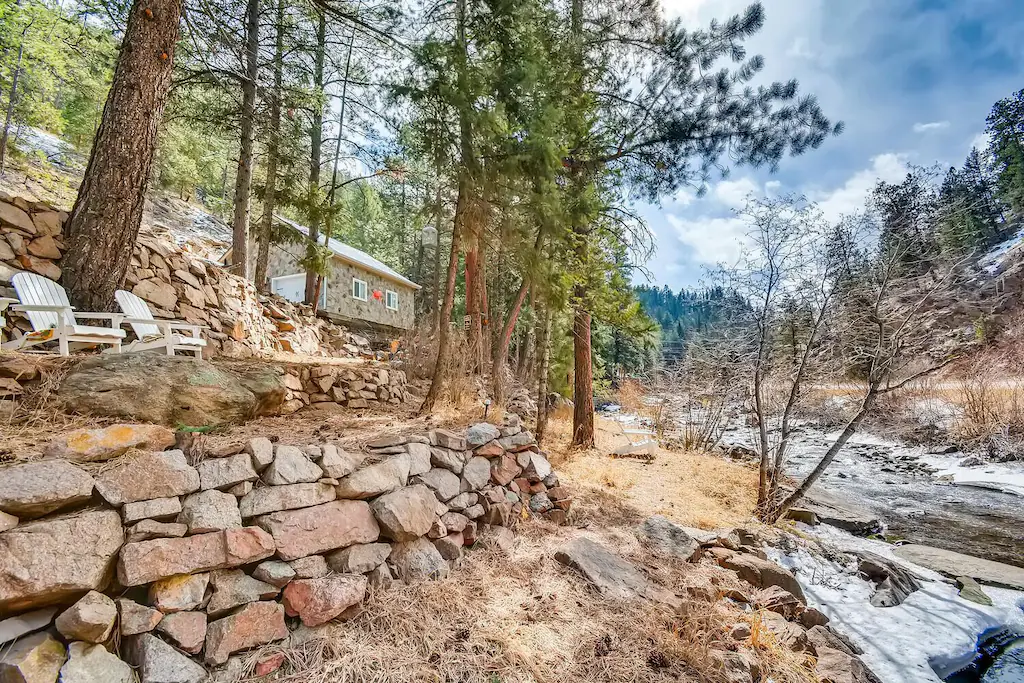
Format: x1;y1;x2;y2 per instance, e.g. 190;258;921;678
123;633;208;683
856;551;923;607
94;449;199;506
58;354;285;426
0;509;124;614
719;553;806;602
371;485;437;541
256;500;379;561
149;573;210;613
0;460;94;518
388;537;449;582
262;446;323;485
117;598;163;636
157;611;207;654
118;526;275;586
893;544;1024;590
45;423;177;462
55;591;117;643
282;575;368;627
204;601;288;665
335;455;410;499
239;482;335;517
0;632;66;683
637;515;702;561
327;543;392;574
956;576;993;606
197;453;257;491
60;641;133;683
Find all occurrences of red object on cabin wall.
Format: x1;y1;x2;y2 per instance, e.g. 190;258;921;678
372;290;383;301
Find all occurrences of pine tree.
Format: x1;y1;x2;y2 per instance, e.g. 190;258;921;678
986;88;1024;218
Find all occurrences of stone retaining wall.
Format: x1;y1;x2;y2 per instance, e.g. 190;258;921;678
0;414;569;681
0;191;372;360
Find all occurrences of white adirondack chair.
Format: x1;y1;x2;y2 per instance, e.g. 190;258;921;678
115;289;206;358
1;272;126;355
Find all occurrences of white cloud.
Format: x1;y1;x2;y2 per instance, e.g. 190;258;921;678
811;153;908;222
912;121;950;134
967;132;989;153
764;180;783;196
666;214;748;267
786;37;816;60
712;177;760;206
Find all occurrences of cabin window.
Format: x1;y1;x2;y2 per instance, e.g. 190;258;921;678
386;290;399;310
352;278;368;301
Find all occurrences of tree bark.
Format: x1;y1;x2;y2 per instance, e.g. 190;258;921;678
420;182;464;413
534;303;552;446
230;0;259;281
304;11;326;303
571;303;595;447
0;39;25;175
254;0;285;292
61;0;183;310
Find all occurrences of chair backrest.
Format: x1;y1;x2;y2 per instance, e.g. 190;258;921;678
115;290;161;339
11;272;76;331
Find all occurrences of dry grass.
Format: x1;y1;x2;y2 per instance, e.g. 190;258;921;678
547;413;759;531
225;505;809;683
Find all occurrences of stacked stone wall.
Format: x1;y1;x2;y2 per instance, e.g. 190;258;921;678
0;414;570;680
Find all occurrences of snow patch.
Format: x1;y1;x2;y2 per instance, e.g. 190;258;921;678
978;226;1024;275
768;526;1024;683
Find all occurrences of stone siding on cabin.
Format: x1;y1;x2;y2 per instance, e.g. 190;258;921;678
263;241;416;331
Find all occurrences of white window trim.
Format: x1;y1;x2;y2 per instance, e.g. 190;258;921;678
385;290;399;311
352;277;368;301
271;273;326;308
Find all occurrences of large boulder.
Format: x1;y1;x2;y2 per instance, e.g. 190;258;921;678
0;510;124;614
0;460;95;518
118;527;275;586
814;646;882;683
371;485;437;541
554;536;680;608
44;423;176;462
282;575;367;627
856;551;924;607
893;544;1024;590
255;500;379;561
58;354;285;427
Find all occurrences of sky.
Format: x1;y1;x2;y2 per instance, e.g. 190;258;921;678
637;0;1024;290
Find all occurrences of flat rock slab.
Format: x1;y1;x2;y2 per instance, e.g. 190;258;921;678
123;633;208;683
118;527;275;586
256;500;379;561
95;450;199;506
45;423;176;462
638;515;701;561
0;509;124;615
554;536;679;608
0;460;95;518
802;489;882;536
893;544;1024;590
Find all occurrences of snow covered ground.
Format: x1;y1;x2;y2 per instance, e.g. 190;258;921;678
769;526;1024;683
978;225;1024;275
918;453;1024;497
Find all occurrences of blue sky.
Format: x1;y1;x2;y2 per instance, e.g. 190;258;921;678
637;0;1024;290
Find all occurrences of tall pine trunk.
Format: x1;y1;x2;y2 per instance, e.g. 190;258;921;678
254;0;284;292
571;303;595;447
230;0;259;280
305;12;326;304
0;39;25;175
62;0;183;310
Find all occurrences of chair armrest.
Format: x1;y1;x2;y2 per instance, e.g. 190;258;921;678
12;304;75;312
0;297;18;310
121;317;168;326
167;322;209;331
74;312;124;320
